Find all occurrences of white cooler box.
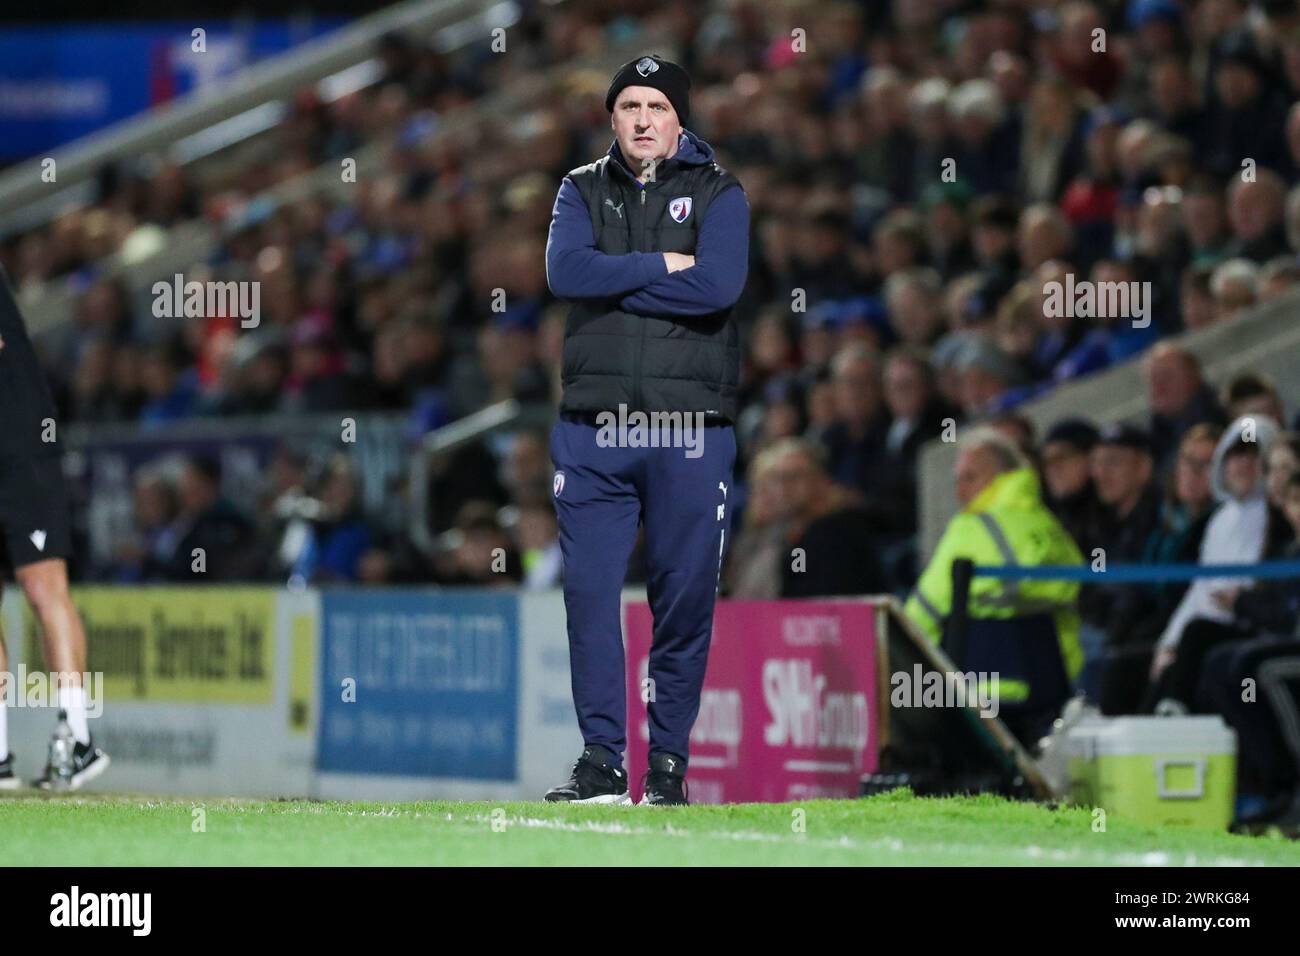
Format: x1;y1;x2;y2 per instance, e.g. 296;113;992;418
1066;716;1236;829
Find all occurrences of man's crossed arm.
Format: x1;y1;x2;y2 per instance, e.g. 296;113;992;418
545;177;750;316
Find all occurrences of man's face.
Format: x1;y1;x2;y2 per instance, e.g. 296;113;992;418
1175;438;1215;507
884;357;928;419
1288;106;1300;167
1215;61;1260;110
1284;483;1300;532
1042;440;1091;500
1266;442;1299;505
1183;193;1224;246
973;222;1013;264
179;465;216;516
769;449;821;522
611;86;681;174
955;446;1000;506
832;355;881;425
1146;353;1197;417
960;366;1008;416
1090;445;1152;507
1228;181;1281;241
1223;447;1260;499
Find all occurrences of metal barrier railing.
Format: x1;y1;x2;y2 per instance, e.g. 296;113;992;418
406;399;554;555
943;555;1300;669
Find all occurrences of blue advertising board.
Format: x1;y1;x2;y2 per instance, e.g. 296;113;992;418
0;19;347;158
317;591;519;780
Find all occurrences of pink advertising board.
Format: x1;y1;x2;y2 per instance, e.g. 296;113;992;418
624;599;880;804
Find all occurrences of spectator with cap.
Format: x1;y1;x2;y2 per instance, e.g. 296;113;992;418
1077;424;1164;689
1041;418;1105;556
1092;423;1221;711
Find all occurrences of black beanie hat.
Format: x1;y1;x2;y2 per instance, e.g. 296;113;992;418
605;54;691;121
1044;418;1100;453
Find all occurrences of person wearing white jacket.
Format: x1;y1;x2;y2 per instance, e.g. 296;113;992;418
1147;414;1289;710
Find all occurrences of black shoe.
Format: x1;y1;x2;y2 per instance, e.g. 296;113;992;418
640;752;689;806
545;745;631;804
0;753;19;790
34;739;111;792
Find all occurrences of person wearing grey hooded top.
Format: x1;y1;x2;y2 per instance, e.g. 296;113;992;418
1144;414;1293;712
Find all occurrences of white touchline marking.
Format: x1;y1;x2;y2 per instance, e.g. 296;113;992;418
458;814;1262;866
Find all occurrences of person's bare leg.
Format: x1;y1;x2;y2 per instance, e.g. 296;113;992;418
16;559;86;675
0;579;9;762
16;558;90;743
0;578;8;674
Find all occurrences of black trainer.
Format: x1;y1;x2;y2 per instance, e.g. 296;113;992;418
640;752;689;806
34;739;111;792
0;752;19;790
545;745;631;804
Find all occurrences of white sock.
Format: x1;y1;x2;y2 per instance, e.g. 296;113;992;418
57;685;91;745
0;696;8;761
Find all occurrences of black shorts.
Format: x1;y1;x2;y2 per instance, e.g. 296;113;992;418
0;454;73;574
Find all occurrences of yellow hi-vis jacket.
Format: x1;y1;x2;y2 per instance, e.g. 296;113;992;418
904;467;1085;696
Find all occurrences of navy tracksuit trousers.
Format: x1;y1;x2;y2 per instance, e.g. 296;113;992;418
550;413;736;770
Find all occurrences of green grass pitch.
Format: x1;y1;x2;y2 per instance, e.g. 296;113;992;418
1;788;1296;866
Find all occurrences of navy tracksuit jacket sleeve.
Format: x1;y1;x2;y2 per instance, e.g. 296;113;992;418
619;185;750;317
545;176;669;299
